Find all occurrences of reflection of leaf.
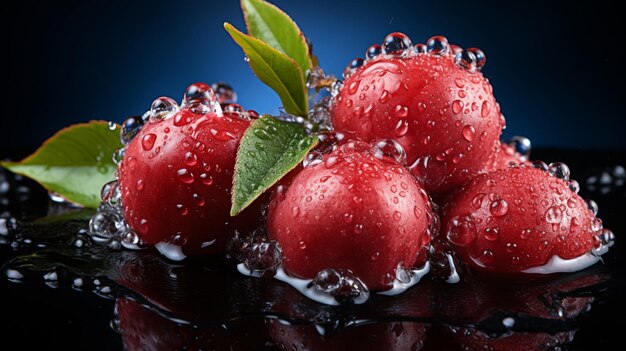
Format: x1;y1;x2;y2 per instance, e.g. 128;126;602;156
241;0;313;75
1;121;121;208
224;23;308;117
231;116;317;215
32;209;96;225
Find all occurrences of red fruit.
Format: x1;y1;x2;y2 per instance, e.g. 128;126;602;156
119;93;259;259
331;34;504;195
267;140;432;291
486;141;529;172
441;166;607;273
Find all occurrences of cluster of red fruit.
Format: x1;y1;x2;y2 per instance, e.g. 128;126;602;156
117;33;612;294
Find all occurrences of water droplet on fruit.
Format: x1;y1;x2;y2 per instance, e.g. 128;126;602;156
532;160;549;171
192;193;205;207
382;32;412;57
426;35;449;55
343;58;364;78
150;97;179;122
508;136;531;157
462;125;475;142
451;100;463;114
394;119;409;137
211;81;237;104
393;211;402;221
394;105;409;118
177;168;194;184
176;204;188;216
484;227;499;241
141;133;157;151
568;180;580;193
136;179;144;191
480;249;494;265
370;139;407;165
471;193;486;209
365;44;381;59
298;240;306;249
467;48;486;69
379;89;391;103
292;206;300;218
586;199;599;215
454;49;477;72
184;151;197;166
545;206;563;224
490;199;509;217
199;173;213;186
310;268;369;304
354;224;364;234
548;162;571;180
480;100;492;117
181;82;222;115
446;215;477;247
120;116;144;145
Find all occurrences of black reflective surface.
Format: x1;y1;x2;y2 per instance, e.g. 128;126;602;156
0;148;624;350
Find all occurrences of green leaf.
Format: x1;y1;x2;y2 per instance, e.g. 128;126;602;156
224;22;308;117
1;121;122;208
231;116;317;215
241;0;313;75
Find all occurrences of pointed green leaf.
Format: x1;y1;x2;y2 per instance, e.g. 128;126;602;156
231;116;317;215
1;121;122;208
224;22;308;117
241;0;313;75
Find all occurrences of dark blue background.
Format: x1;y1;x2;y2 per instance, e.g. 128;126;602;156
3;0;625;151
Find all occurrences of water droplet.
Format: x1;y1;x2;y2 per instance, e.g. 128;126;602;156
347;80;361;95
192;193;205;207
299;240;307;249
344;58;364;78
426;35;449;55
177;168;194;184
490;199;509;217
141;133;157;151
136;179;144;191
462;125;475;142
381;32;412;57
484;227;499;241
454;49;477;71
394;119;409;136
548;162;571;180
199;173;213;186
586;199;599;215
467;48;486;70
370;139;407;165
181;82;221;115
292;206;300;218
365;44;381;59
176;204;188;216
354;224;364;234
120;116;144;145
446;215;477;246
150;97;179;122
480;100;492;117
379;90;391;103
451;100;463;114
184;152;197;166
414;43;427;53
568;180;580;193
393;211;402;221
480;249;494;265
394;105;409;118
532;160;549;171
508;136;531;156
211;82;237;104
471;193;486;209
545;206;563;224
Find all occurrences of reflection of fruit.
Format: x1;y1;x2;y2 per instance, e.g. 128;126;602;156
268;140;432;291
331;34;504;195
119;105;260;258
267;320;427;351
442;166;603;273
116;298;271;351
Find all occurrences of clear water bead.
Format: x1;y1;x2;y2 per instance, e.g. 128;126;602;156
414;43;427;53
548;162;571;180
343;58;364;78
508;136;532;157
211;82;237;105
454;49;477;71
467;48;486;69
370;139;407;166
181;82;222;115
120;116;144;145
426;35;450;56
381;32;413;57
310;268;369;304
149;97;179;122
365;44;382;59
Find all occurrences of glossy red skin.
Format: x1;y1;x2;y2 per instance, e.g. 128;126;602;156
331;53;504;195
267;320;427;351
268;141;432;291
119;110;259;256
442;167;602;273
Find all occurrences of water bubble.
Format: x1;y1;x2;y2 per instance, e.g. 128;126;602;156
108;121;117;130
462;125;475;142
568;180;580;193
303;151;324;167
181;82;222;115
112;148;125;165
244;240;282;272
449;44;463;56
310;268;369;304
414;43;427;53
467;48;486;69
211;82;237;104
508;136;531;157
446;215;477;247
365;44;382;59
0;215;17;236
490;198;509;217
586;199;599;216
480;100;492;117
545;206;563;224
454;49;477;71
484;227;499;241
343;58;364;78
532;160;549;171
370;139;407;166
176;168;194;184
548;162;571;180
381;32;412;57
89;210;124;238
599;228;615;247
149;97;179;122
119;116;144;145
426;35;449;55
141;133;157;151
